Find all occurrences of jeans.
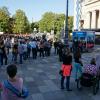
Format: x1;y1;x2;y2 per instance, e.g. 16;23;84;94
44;47;50;56
47;48;50;56
39;48;44;57
32;48;37;59
54;47;57;54
12;53;17;62
27;48;31;58
19;54;23;64
7;47;9;54
23;52;27;60
0;53;7;65
61;76;70;90
74;62;82;80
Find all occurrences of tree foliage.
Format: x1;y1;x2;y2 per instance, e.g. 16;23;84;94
0;7;73;35
39;12;73;34
54;14;65;34
13;9;30;34
39;12;55;32
0;7;10;32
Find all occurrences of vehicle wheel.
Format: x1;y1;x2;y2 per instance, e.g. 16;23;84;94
93;81;99;95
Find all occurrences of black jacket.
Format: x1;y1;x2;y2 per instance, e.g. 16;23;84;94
62;54;72;65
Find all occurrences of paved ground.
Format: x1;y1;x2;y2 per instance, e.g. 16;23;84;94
0;46;100;100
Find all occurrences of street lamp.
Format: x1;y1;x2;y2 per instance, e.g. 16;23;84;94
64;0;69;44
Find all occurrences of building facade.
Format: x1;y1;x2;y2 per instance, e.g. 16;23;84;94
74;0;100;30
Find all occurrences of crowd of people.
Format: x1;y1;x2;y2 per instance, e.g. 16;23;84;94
0;35;53;66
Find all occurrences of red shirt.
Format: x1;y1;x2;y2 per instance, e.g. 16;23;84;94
61;64;72;76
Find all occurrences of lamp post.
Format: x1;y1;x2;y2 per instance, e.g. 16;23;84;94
64;0;69;44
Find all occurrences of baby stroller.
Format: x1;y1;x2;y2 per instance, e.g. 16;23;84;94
77;73;99;95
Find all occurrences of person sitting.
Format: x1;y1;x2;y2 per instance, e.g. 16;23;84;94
83;58;98;76
80;58;99;87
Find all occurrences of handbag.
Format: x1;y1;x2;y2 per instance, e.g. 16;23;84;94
59;70;63;76
3;80;29;98
59;65;66;76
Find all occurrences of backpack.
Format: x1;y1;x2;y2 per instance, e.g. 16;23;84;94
3;80;29;99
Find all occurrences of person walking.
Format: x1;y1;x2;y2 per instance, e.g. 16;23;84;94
54;40;58;54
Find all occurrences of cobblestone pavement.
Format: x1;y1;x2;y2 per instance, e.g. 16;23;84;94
0;46;100;100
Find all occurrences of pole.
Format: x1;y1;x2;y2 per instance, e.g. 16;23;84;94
64;0;69;44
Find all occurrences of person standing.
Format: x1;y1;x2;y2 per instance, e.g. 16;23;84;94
18;41;24;64
5;38;11;55
23;41;27;60
60;48;72;91
58;41;64;62
44;40;51;57
54;41;58;54
30;39;37;59
0;40;7;66
39;41;44;57
27;40;31;58
74;48;83;81
0;64;25;100
12;41;18;63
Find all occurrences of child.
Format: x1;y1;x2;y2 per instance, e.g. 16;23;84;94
74;48;83;81
0;64;24;100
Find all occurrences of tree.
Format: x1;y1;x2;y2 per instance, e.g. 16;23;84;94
0;7;10;33
8;18;14;33
54;14;65;34
68;16;73;33
39;12;66;35
39;12;55;32
13;9;30;34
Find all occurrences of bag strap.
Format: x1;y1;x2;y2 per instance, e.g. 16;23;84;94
4;80;21;97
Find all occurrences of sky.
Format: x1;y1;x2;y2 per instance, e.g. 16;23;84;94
0;0;74;22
